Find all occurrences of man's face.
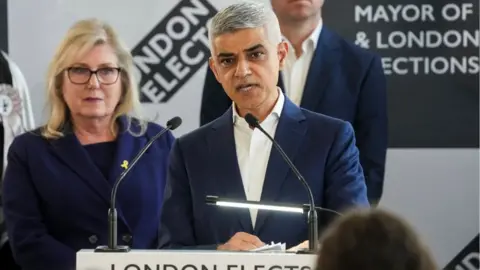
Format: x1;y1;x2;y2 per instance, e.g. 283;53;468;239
271;0;324;22
209;27;287;113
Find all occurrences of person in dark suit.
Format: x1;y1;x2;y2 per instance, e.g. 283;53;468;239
200;0;388;204
0;50;35;270
159;2;369;252
1;19;175;270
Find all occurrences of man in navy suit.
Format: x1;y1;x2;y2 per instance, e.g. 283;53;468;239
159;2;369;251
200;0;388;204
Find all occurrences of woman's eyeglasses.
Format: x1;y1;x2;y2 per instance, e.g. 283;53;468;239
66;67;121;85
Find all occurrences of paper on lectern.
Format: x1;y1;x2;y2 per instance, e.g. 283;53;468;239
251;242;286;252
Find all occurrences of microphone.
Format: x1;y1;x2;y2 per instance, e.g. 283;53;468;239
244;113;319;253
95;116;182;253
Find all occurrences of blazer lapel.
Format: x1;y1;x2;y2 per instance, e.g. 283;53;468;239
106;117;144;231
254;98;307;233
108;117;142;187
208;108;253;233
300;27;341;111
50;125;111;206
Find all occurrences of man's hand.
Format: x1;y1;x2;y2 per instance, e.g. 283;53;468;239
217;232;265;251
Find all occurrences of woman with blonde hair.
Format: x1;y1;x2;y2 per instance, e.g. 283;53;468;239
316;208;438;270
2;19;175;269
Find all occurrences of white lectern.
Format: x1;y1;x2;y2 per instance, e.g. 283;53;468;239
77;249;317;270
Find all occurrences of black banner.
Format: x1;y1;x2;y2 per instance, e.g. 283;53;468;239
0;0;7;52
323;0;479;148
444;234;479;270
131;0;217;104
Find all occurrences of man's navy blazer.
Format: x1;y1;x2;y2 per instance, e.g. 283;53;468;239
159;97;369;249
200;27;388;203
2;116;175;270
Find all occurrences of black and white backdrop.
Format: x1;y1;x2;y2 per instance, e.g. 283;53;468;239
0;0;478;268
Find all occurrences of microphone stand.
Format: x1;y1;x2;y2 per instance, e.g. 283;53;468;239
245;113;319;253
95;117;181;252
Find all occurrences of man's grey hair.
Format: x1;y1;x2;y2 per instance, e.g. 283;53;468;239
208;2;282;50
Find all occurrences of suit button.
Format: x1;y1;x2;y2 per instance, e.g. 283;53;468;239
122;234;132;244
88;235;98;244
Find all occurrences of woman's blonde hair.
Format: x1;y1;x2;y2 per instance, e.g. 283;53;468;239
42;18;146;139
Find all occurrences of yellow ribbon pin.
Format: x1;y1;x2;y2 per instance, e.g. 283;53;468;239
121;160;129;169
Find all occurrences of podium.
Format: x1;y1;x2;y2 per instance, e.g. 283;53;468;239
77;249;317;270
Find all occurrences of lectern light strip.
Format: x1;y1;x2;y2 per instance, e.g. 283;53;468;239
216;201;304;213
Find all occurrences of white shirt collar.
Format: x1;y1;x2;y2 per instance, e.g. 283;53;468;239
232;88;285;125
283;19;323;54
309;19;323;49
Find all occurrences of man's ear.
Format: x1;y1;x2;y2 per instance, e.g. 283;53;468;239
278;41;288;70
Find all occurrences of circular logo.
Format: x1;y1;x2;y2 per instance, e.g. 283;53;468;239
0;84;22;118
0;94;13;116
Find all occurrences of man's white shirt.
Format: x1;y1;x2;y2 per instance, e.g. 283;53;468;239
232;89;285;228
282;20;323;105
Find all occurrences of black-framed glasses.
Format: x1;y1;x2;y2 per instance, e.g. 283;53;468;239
66;66;121;85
